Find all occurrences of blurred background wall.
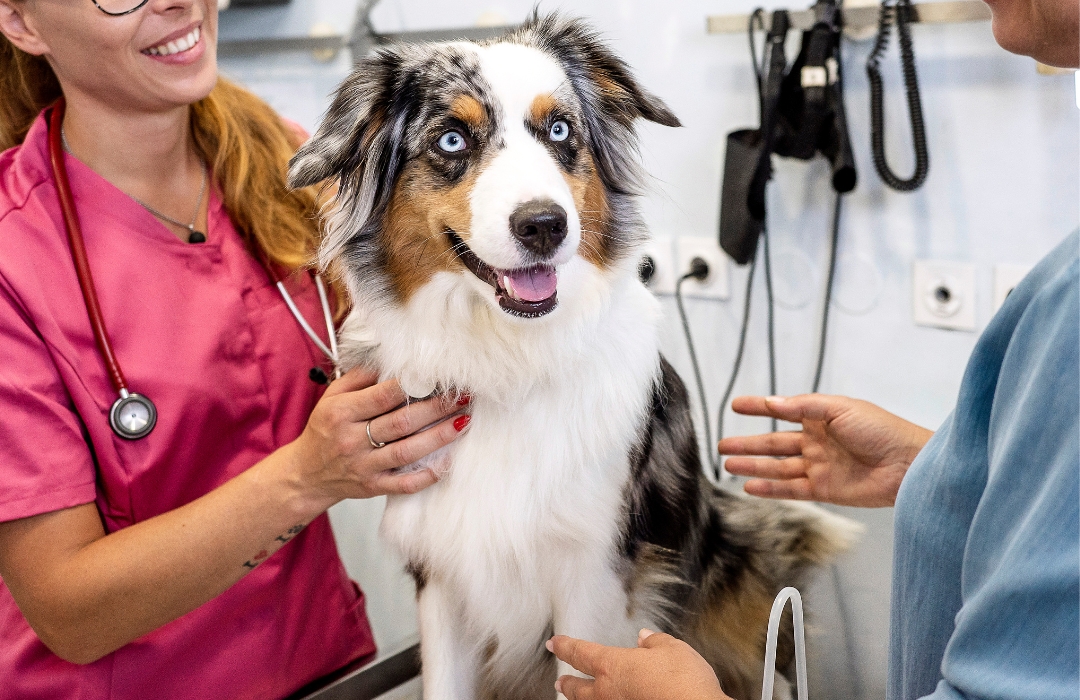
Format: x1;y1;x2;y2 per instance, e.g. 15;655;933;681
218;2;1079;697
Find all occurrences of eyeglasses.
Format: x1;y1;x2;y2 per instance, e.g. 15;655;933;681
92;0;150;16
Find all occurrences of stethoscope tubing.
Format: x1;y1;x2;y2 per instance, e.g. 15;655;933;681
46;97;340;440
48;98;130;397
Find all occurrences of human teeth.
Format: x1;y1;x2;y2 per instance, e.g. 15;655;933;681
146;28;200;56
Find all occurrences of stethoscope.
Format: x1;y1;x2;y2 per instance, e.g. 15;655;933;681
47;98;340;441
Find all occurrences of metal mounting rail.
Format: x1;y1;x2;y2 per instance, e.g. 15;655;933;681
706;0;991;34
287;637;421;700
218;0;516;59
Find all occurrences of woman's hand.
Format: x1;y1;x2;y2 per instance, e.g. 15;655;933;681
0;366;469;664
548;630;731;700
286;366;469;509
719;394;933;507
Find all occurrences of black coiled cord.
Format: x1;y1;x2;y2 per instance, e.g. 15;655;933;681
866;0;929;191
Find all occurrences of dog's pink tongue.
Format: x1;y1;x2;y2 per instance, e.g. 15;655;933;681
505;266;557;302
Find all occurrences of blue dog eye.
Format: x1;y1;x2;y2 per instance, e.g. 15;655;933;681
437;130;468;153
549;120;570;142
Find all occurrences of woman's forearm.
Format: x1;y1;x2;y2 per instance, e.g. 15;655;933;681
0;441;326;664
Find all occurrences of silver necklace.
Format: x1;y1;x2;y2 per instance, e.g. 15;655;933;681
61;127;208;243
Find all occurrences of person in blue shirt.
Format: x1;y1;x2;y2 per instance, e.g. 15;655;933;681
547;0;1079;696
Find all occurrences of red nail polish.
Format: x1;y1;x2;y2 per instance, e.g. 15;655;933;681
453;415;471;432
456;394;472;407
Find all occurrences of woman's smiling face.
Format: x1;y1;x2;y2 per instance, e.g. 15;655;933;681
2;0;219;111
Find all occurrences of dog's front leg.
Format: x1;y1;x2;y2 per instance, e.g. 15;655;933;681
551;560;643;699
418;580;477;700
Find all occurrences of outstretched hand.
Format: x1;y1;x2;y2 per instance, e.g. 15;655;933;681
548;629;730;700
719;394;933;507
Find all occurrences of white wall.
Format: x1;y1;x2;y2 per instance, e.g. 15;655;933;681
219;3;1079;697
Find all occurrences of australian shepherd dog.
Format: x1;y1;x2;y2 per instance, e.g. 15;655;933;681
289;13;858;700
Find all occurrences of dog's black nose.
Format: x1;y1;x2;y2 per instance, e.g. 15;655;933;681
509;200;568;258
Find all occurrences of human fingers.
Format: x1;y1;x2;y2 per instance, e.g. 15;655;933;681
366;394;470;446
743;477;813;500
322;365;380;398
717;431;802;457
333;378;409;424
723;456;807;480
365;414;470;473
555;674;595;700
637;630;678;649
367;467;440;496
548;635;606;677
729;395;840;424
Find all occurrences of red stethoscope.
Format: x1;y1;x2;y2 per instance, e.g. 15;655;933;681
47;98;340;440
48;98;158;439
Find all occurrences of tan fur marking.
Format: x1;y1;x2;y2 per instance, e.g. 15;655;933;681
689;580;785;700
562;153;612;269
450;94;487;130
381;161;477;301
529;93;558;125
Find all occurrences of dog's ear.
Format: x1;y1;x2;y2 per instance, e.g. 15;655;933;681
288;47;412;267
521;12;680;194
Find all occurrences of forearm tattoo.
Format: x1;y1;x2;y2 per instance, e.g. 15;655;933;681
242;523;306;570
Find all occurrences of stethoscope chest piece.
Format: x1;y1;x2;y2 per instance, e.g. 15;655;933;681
109;391;157;440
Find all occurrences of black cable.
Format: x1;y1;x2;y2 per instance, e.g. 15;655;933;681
716;250;760;476
811;192;843;393
761;228;778;433
748;8;766;100
867;0;930;191
675;271;719;477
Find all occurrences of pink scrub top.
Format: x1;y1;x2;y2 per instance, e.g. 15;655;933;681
0;109;376;699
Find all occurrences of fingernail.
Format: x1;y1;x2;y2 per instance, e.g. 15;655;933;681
453;415;471;432
456;394;472;407
545;639;553;652
766;395;786;404
555;679;563;694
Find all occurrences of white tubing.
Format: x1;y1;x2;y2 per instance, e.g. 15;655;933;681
276;280;336;365
313;275;341;378
761;587;808;700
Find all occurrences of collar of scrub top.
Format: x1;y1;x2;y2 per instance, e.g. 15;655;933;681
46;98;340;441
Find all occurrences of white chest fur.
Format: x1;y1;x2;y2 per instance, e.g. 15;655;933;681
342;265;662;679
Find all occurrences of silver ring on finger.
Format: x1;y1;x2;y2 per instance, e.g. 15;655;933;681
366;420;387;449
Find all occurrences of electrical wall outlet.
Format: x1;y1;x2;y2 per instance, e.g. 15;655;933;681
912;260;976;331
639;236;676;296
993;263;1033;313
675;237;730;300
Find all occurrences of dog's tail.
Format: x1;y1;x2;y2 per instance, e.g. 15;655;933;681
684;487;862;700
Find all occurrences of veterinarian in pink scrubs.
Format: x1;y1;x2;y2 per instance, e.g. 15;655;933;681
0;2;467;698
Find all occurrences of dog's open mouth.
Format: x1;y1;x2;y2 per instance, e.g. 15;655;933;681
446;230;558;318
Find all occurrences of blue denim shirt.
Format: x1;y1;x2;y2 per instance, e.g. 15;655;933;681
889;232;1079;700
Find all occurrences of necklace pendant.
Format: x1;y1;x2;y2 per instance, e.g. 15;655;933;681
188;231;207;244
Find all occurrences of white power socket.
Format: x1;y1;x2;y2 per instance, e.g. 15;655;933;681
675;237;730;300
639;236;677;296
912;260;976;331
993;263;1033;313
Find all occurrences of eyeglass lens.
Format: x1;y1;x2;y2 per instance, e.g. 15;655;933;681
92;0;151;16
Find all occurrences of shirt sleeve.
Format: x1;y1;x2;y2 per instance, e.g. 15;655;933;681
923;258;1080;700
0;278;97;523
